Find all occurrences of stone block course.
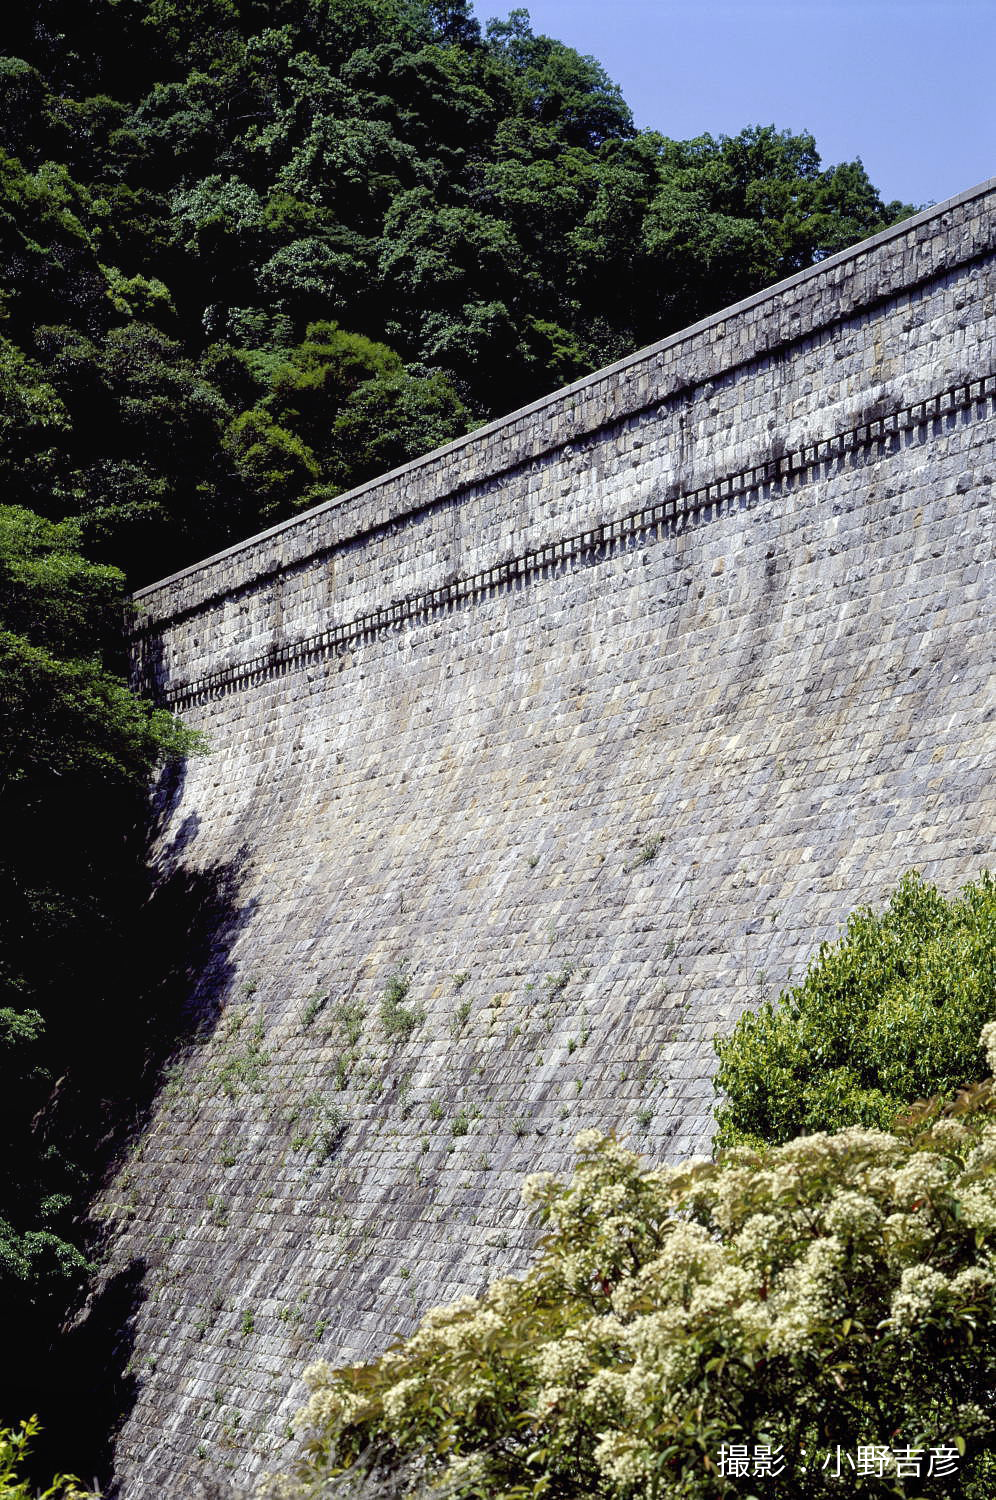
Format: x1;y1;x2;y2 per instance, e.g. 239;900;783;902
97;180;996;1496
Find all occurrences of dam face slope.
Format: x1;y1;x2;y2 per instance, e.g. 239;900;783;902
102;180;995;1495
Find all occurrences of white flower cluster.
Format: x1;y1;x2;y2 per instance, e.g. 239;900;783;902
592;1429;654;1488
981;1019;996;1075
521;1170;555;1205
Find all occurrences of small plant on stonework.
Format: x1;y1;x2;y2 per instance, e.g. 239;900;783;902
428;1098;444;1123
451;1109;469;1137
328;999;365;1086
623;833;664;872
635;1104;653;1129
206;1195;228;1227
334;999;365;1048
380;968;424;1040
637;833;663;864
452;971;470;989
451;998;472;1034
161;1060;185;1102
396;1070;414;1119
300;990;327;1030
544;965;574;997
310;1102;346;1161
240;1310;255;1336
217;1017;269;1098
512;1116;528;1138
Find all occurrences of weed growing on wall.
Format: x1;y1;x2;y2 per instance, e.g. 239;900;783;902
217;1016;269;1099
380;970;424;1041
309;1102;346;1162
299;991;327;1031
450;998;473;1034
544;966;575;998
624;833;664;871
327;1000;366;1088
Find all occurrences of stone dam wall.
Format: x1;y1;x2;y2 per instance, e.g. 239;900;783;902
100;178;995;1496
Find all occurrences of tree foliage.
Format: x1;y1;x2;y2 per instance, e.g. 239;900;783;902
0;506;196;1347
714;873;996;1149
0;0;914;582
0;1416;95;1499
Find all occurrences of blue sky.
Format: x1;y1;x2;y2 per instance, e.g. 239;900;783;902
473;0;995;209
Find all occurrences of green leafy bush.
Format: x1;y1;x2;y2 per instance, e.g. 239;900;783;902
0;1417;96;1498
714;872;996;1149
265;1037;996;1499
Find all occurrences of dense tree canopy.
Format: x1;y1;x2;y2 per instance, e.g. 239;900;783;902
1;0;913;583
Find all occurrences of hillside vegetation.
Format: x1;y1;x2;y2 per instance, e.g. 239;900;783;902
3;0;912;584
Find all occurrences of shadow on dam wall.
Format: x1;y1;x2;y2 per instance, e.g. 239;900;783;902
7;760;258;1494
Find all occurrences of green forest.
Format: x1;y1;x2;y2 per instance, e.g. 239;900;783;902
3;0;913;584
0;0;947;1490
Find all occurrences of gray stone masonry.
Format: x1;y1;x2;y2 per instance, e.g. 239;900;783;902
98;178;995;1497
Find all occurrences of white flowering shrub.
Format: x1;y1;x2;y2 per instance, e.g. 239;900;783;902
714;872;996;1148
266;1075;996;1499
